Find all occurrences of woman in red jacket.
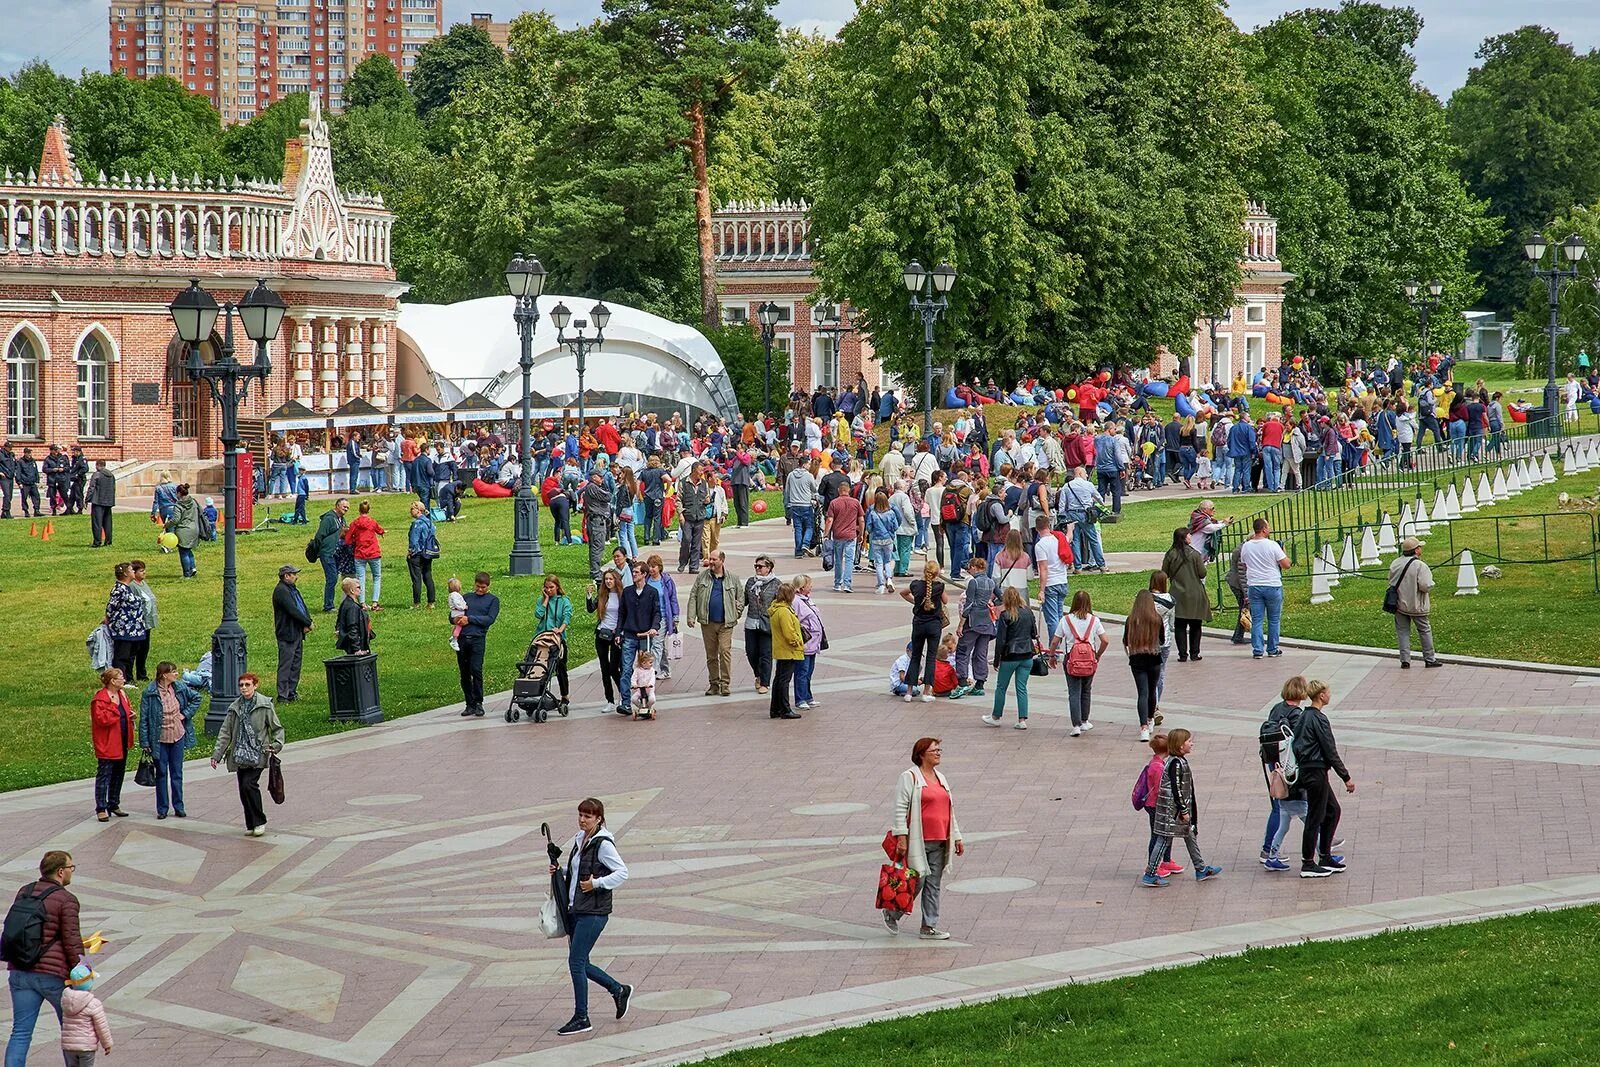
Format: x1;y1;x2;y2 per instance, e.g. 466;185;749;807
90;667;136;822
342;499;386;610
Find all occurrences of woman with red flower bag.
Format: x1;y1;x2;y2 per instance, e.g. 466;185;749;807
884;737;964;939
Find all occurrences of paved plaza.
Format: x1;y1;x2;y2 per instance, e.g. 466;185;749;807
6;518;1600;1065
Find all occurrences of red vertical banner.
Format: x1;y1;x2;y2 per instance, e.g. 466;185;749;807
235;450;255;531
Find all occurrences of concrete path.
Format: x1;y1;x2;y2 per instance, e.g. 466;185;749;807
4;517;1600;1065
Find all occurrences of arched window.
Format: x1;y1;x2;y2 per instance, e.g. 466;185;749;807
37;208;55;253
107;210;126;255
131;210;150;255
61;208;79;254
77;333;110;439
82;209;101;254
14;206;33;254
155;210;174;255
178;211;197;255
203;211;222;254
5;333;40;438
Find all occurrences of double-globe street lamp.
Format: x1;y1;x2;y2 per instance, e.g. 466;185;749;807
815;300;859;407
504;253;549;577
755;301;781;416
1403;278;1443;377
902;260;957;436
1525;231;1588;435
168;278;286;733
551;298;611;432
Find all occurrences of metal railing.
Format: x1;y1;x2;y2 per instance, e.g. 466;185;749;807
1210;426;1593;606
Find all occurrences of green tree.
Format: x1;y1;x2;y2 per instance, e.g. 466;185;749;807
709;30;830;206
222;92;308;180
602;0;783;329
1246;4;1496;367
702;324;789;416
1448;27;1600;316
0;62;78;173
345;53;412;111
65;72;225;179
410;23;503;119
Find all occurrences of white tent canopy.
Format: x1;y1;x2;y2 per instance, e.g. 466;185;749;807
396;295;740;423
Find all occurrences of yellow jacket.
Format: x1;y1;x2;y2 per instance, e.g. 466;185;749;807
770;601;805;660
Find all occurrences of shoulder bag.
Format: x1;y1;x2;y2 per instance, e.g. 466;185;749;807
1383;558;1418;615
268;755;286;805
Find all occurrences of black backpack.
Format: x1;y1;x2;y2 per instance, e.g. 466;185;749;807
1;883;60;968
975;495;1000;535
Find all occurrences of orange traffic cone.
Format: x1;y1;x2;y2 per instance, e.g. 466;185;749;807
28;521;37;537
42;520;54;542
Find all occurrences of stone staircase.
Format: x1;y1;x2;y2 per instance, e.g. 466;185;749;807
112;459;225;496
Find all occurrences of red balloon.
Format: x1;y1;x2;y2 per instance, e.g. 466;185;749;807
752;499;768;514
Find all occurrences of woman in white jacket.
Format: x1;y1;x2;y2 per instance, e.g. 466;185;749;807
885;737;965;940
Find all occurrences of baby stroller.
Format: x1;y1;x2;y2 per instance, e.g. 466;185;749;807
507;632;569;723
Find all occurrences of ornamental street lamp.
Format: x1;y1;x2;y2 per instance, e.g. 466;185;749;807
169;278;285;734
1525;230;1587;435
756;301;781;415
551;298;610;432
815;300;859;405
903;260;957;436
504;252;548;577
1403;278;1443;378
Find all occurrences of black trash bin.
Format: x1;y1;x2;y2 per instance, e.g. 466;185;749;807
1525;405;1559;439
326;653;383;724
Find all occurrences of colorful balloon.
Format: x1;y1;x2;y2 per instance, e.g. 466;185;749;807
158;531;178;550
752;499;768;514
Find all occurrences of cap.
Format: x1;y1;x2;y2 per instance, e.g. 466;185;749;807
279;564;301;577
1400;536;1425;552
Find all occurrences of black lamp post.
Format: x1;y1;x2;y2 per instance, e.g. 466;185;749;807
169;278;285;734
903;260;957;436
1526;230;1587;433
504;253;548;577
1403;278;1442;379
756;301;781;415
551;299;611;431
815;299;859;400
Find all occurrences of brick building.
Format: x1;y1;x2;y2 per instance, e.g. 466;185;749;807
0;97;403;463
711;200;883;401
109;0;445;122
715;200;1289;396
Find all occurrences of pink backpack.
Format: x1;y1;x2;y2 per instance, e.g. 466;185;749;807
1063;614;1098;677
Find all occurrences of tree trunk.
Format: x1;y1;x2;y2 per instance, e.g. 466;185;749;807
690;100;720;331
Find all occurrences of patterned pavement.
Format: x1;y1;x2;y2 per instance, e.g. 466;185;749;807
5;517;1600;1065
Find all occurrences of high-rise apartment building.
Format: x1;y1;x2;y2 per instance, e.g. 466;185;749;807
108;0;445;123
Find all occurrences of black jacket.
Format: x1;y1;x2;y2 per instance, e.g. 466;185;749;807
43;453;67;480
993;608;1037;665
88;469;117;507
273;579;313;643
335;595;370;654
0;448;15;479
1292;706;1350;782
15;458;38;485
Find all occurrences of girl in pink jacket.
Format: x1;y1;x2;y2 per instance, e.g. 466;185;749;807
61;963;114;1064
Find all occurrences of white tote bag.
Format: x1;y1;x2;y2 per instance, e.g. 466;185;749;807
668;631;685;660
539;893;566;939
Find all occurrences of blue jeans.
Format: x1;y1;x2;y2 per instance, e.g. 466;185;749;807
796;653;816;704
355;557;382;604
1449;420;1466;460
1179;446;1197;481
947;522;971;576
618;518;638;559
641;497;662;543
320;552;340;611
870;539;895;589
915;515;930;551
1316;455;1340;488
1072;520;1104;568
1231;455;1252;492
1213;454;1232;489
618;634;645;712
178;545;196;576
269;463;290;495
1249;585;1284;655
371;465;387;491
1150;450;1166;485
293;495;308;523
155;738;186;815
567;913;622;1018
1262;446;1282;491
1042;583;1068;642
6;971;64;1067
828;539;857;589
791;506;815;555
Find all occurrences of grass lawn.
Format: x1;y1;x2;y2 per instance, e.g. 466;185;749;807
2;487;783;794
704;905;1600;1065
1072;462;1600;667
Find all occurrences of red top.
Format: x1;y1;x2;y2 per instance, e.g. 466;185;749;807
400;437;419;462
342;514;386;560
1260;419;1285;448
541;475;562;506
596;423;621;455
90;688;134;760
826;495;863;540
7;880;82;979
920;777;952;843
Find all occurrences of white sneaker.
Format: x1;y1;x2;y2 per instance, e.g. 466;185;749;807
795;701;811;709
1013;720;1028;730
1139;727;1151;742
920;693;934;703
1069;727;1081;737
1082;721;1094;731
980;713;1001;727
903;692;913;703
449;638;460;651
251;826;266;837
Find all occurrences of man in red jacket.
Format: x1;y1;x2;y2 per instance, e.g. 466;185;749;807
595;417;621;458
5;850;83;1064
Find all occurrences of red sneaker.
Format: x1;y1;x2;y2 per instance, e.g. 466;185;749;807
1156;861;1185;877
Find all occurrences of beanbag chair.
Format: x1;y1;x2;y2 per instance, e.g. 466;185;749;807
1252;384;1269;398
1263;392;1288;406
1174;392;1199;418
472;478;513;498
1591;398;1600;414
1008;390;1032;405
1509;406;1529;423
1172;376;1191;397
1140;381;1170;398
944;387;968;408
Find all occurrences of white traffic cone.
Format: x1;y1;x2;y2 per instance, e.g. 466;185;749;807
1378;513;1398;555
1460;477;1479;513
1311;553;1334;605
1414;495;1432;534
1455;549;1479;596
1339;534;1358;575
1431;488;1450;526
1444;483;1462;520
1358;525;1380;566
1321;543;1341;587
1505;464;1522;496
1477;471;1495;506
1541;451;1557;483
1492;467;1509;502
1398;502;1417;539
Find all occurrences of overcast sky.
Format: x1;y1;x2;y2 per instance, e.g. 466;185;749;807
8;0;1600;99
